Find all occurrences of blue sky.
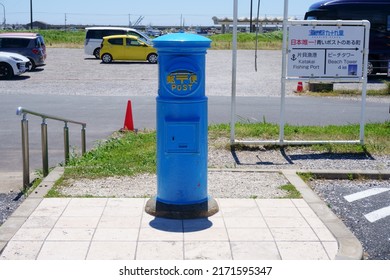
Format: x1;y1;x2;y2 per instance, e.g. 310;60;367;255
1;0;317;26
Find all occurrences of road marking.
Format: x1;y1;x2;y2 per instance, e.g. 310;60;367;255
365;206;390;223
344;188;390;202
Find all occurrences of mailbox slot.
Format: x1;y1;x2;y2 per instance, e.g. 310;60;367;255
165;120;199;153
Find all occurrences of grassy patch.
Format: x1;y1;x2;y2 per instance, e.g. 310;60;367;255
59;122;390;181
1;30;283;50
299;80;390;97
64;131;156;180
280;184;302;199
209;122;390;154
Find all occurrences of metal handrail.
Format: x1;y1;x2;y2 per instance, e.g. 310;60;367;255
16;107;87;190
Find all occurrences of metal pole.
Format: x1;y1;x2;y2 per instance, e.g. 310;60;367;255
230;0;238;145
30;0;33;30
21;115;30;191
250;0;253;32
360;21;370;145
41;118;49;177
279;0;289;144
64;122;70;164
0;3;5;28
81;125;86;155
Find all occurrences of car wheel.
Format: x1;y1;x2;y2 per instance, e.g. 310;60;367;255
93;48;101;59
0;63;13;79
147;53;158;64
101;53;113;63
28;58;36;70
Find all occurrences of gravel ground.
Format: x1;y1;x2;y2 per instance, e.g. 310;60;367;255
0;192;25;225
55;143;390;198
311;179;390;260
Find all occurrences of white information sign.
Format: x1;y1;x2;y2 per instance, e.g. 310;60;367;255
287;25;366;78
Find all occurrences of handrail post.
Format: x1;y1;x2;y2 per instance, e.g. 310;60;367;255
21;114;30;191
81;124;86;155
64;122;70;164
41;118;49;177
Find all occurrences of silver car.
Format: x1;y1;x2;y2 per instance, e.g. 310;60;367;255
0;33;46;69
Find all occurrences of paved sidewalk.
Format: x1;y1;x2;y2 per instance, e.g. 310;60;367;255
0;167;366;260
1;197;337;260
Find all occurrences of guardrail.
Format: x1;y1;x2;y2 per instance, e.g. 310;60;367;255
16;107;87;190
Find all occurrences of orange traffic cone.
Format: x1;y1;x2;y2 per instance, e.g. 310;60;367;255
296;81;303;92
123;100;134;131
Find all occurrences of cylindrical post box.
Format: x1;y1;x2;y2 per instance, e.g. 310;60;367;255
145;33;218;219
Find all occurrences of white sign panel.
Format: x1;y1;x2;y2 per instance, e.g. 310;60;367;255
287;25;366;78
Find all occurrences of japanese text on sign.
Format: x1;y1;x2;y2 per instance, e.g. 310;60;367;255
287;24;366;78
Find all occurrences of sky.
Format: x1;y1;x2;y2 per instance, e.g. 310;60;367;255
1;0;318;26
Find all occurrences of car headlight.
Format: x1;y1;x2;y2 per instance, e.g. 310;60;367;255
11;56;23;62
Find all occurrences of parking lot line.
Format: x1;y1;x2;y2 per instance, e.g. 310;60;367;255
364;206;390;223
344;188;390;202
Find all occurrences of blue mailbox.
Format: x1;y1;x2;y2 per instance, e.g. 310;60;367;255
145;33;218;219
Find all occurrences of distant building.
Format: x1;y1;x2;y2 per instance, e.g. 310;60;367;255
212;16;291;33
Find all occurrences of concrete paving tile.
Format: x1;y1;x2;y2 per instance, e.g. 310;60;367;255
38;198;71;207
231;242;281;260
227;228;274;241
277;242;330;260
264;217;310;228
11;227;52;241
93;228;139;241
313;227;337;242
21;216;58;228
256;199;295;208
106;198;146;208
184;241;232;260
62;206;105;217
224;217;267;228
271;228;319;241
0;241;43;260
322;241;338;259
67;198;107;207
305;216;328;228
98;216;141;228
37;241;90;260
139;227;183;241
46;228;94;241
87;241;137;260
102;206;144;217
184;227;229;241
291;199;310;208
260;207;302;218
183;217;224;230
298;207;318;218
221;207;262;217
55;216;100;228
141;215;183;230
218;198;258;208
136;241;183;260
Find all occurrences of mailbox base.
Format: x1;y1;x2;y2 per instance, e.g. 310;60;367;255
145;196;219;219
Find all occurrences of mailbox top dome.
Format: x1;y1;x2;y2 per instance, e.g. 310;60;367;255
153;32;211;49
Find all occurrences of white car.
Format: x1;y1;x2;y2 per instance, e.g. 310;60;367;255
0;51;31;79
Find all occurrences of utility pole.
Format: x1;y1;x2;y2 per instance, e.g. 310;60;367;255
30;0;33;29
0;3;5;29
249;0;253;32
65;13;67;30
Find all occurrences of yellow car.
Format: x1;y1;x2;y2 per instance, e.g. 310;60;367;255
100;35;158;64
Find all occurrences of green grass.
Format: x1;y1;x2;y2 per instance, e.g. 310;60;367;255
280;184;302;199
1;29;283;50
64;131;156;180
300;81;390;97
62;122;390;180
